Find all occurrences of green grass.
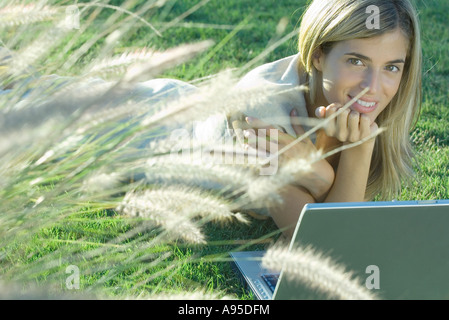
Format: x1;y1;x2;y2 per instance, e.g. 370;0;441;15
2;206;277;298
1;0;448;299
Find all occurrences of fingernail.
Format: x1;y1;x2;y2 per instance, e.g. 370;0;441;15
315;107;323;118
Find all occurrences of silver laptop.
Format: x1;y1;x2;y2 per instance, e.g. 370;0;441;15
230;200;449;300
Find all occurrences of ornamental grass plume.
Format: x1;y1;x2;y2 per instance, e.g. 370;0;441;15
87;47;159;78
0;0;234;298
116;185;250;226
262;245;380;300
116;187;207;244
0;3;59;28
144;155;257;194
245;157;313;207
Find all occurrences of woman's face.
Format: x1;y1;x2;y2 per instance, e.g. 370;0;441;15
312;28;409;124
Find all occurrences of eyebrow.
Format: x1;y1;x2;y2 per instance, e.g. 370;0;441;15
344;52;405;64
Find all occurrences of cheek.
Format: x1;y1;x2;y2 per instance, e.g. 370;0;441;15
382;75;402;101
375;79;402;119
323;68;360;103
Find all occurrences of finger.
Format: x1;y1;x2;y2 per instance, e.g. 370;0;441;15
246;117;282;146
264;127;303;150
245;117;276;129
246;128;280;154
245;129;274;159
243;128;258;151
336;108;350;141
347;110;361;142
274;129;294;146
324;105;337;137
256;132;275;156
231;112;252;145
314;106;326;119
359;114;371;139
230;111;245;126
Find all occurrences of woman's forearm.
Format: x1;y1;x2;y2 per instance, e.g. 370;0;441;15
324;141;375;203
269;141;375;239
269;185;316;239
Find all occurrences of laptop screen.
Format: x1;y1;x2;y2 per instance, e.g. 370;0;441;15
273;200;449;300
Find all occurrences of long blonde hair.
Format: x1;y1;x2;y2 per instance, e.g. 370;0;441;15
297;0;422;200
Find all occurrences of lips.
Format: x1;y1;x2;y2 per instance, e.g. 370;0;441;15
348;95;378;113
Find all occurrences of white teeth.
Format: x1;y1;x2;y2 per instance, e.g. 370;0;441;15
356;99;376;108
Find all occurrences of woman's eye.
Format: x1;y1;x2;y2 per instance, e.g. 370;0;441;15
348;58;363;66
386;65;400;73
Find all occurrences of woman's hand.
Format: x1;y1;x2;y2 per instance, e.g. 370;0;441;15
313;103;378;204
231;110;335;201
315;103;378;146
242;111;311;160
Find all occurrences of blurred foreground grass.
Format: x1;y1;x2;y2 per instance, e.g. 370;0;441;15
0;0;448;299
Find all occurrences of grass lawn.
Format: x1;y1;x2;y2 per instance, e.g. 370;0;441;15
0;0;448;299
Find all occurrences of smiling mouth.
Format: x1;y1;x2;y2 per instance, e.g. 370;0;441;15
348;95;378;109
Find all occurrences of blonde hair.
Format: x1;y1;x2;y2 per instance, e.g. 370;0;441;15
297;0;422;200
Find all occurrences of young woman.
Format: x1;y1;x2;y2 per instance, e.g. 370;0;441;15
231;0;422;238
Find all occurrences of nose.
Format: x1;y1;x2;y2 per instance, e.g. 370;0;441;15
361;68;380;95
